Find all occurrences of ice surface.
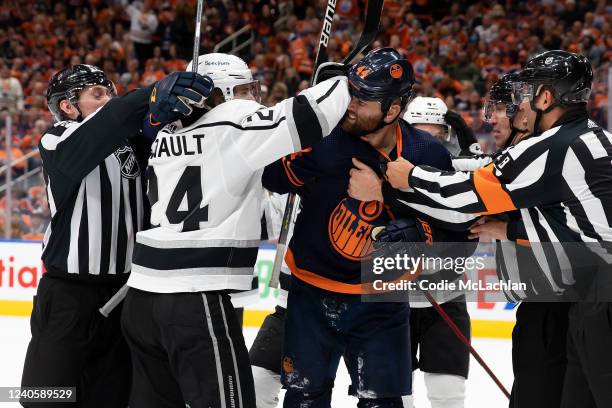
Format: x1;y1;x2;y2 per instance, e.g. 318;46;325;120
0;317;513;407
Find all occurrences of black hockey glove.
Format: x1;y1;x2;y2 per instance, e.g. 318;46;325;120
313;62;348;85
150;71;214;124
372;218;431;244
444;110;482;156
371;218;434;264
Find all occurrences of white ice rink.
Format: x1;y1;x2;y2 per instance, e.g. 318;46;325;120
0;316;513;407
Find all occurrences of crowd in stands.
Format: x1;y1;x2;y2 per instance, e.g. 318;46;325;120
0;0;609;239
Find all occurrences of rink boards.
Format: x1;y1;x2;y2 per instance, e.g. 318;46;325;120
0;240;516;338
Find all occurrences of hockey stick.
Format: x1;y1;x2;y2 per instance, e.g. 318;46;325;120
99;284;129;317
268;0;339;288
99;0;206;317
192;0;204;73
422;290;511;399
269;0;385;288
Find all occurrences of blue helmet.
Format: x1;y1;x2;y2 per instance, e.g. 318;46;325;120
348;47;415;113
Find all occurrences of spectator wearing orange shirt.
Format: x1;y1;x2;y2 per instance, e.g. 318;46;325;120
163;45;187;73
140;57;165;87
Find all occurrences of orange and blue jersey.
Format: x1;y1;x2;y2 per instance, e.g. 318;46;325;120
262;118;453;294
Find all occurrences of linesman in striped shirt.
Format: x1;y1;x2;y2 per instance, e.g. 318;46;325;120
361;51;612;407
20;64;212;407
468;73;570;408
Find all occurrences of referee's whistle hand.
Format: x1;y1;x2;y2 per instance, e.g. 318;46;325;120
386;157;414;190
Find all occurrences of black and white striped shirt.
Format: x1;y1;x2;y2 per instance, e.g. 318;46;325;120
39;87;152;283
389;110;612;295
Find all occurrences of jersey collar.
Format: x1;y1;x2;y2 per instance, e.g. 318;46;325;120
375;123;403;162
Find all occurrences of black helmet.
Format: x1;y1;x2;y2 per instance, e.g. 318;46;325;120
347;47;415;113
515;50;592;106
47;64;115;121
484;72;520;121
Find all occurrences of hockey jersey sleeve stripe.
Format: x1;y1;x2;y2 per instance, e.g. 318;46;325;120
395;200;480;229
315;78;341;104
381;180;481;229
452;155;493;171
408;165;509;214
189;117;287;132
299;77;350;139
291;94;323;149
410;167;482;210
281;157;304;187
473;165;517;214
411;165;471;187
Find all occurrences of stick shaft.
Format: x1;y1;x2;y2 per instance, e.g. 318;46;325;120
422;290;511;399
269;0;338;288
192;0;205;73
100;1;206;318
99;284;129;317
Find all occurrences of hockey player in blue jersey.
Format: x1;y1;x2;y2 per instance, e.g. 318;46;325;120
260;48;470;408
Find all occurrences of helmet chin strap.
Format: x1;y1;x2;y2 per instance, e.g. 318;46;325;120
373;98;405;132
63;101;84;122
75;106;85;122
529;88;556;136
65;92;85;122
508;114;529;137
504;129;517;149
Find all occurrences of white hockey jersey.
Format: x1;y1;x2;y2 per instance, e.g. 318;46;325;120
129;77;350;293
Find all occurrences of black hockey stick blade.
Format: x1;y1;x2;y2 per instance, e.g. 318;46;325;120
342;0;385;65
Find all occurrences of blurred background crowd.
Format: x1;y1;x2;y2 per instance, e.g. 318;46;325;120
0;0;610;239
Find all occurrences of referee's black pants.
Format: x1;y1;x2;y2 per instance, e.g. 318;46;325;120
121;288;256;408
20;274;131;407
560;302;612;408
509;302;569;408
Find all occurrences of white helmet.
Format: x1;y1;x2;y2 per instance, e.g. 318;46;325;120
187;53;260;102
404;96;450;141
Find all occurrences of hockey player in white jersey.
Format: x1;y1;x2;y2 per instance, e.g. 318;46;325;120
120;53;350;408
404;96;457;153
401;96;472;408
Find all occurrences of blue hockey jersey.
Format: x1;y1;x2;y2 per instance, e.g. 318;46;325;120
262;119;453;293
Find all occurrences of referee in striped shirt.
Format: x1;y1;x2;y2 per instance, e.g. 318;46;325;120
369;51;612;407
20;65;210;407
